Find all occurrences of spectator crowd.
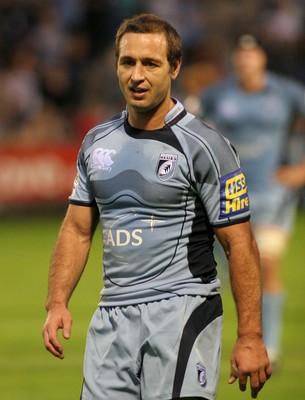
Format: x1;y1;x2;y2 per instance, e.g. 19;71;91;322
0;0;304;146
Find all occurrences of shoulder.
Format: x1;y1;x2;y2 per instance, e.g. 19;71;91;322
175;111;239;174
200;77;235;99
177;110;232;150
268;72;305;94
80;111;126;153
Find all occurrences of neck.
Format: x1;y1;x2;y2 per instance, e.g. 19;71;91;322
239;73;266;93
128;98;175;130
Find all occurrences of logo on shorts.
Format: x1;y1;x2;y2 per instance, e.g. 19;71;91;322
219;168;249;218
156;153;177;181
197;363;207;389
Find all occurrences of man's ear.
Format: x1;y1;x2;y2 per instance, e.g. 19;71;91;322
171;58;182;80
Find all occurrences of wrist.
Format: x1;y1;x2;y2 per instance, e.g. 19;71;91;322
45;299;68;312
237;330;263;340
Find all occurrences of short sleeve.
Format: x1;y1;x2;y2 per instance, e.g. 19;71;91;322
190;125;250;226
69;147;96;206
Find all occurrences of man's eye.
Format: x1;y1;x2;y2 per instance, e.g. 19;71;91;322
146;62;158;68
121;59;133;66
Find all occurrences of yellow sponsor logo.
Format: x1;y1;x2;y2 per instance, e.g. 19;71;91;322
225;196;249;214
225;173;247;199
220;170;250;218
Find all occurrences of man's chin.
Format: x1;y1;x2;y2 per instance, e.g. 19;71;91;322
129;101;154;114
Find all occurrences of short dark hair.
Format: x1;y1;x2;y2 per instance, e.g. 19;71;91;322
234;34;263;51
115;13;182;70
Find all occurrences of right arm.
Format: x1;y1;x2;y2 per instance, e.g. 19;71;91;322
42;204;99;359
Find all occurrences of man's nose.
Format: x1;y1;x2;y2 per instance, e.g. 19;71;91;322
131;63;145;82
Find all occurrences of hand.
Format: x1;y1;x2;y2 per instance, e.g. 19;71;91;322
42;305;73;359
228;335;272;398
275;164;305;189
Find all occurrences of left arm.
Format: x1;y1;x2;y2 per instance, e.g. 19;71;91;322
275;157;305;188
214;221;272;398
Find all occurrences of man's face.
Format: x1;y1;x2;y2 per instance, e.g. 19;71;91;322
117;32;180;114
232;47;267;79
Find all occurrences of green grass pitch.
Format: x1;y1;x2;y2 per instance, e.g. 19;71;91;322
1;209;305;399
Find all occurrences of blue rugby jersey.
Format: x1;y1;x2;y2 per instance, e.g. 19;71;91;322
199;73;305;195
69;100;250;306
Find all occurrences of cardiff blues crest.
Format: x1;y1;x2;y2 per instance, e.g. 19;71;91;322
156;153;178;181
196;363;207;389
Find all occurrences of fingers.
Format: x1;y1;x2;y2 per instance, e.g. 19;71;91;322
233;365;247;393
249;372;267;398
42;310;73;359
62;320;72;340
228;362;271;398
265;363;272;380
43;324;65;359
228;363;239;385
249;365;272;398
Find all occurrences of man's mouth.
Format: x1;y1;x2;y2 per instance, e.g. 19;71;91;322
130;87;147;93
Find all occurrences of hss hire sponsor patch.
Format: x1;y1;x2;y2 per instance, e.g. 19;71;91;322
219;168;250;218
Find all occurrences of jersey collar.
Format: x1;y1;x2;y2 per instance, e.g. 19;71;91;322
164;98;186;126
124;98;187;129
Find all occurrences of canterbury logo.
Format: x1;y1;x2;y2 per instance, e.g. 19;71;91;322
91;148;116;170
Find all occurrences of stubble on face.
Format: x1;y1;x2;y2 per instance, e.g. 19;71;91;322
117;33;179;128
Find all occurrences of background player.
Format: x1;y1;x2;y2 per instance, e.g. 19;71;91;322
195;34;305;369
43;15;271;399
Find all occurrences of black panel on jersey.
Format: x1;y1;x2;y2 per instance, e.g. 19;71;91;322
187;198;217;283
124;120;184;154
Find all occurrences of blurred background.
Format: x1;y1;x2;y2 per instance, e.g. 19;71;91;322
0;1;305;399
1;0;305;210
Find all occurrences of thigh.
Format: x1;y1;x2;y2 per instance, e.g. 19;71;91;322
81;306;142;400
254;225;289;259
140;295;223;400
